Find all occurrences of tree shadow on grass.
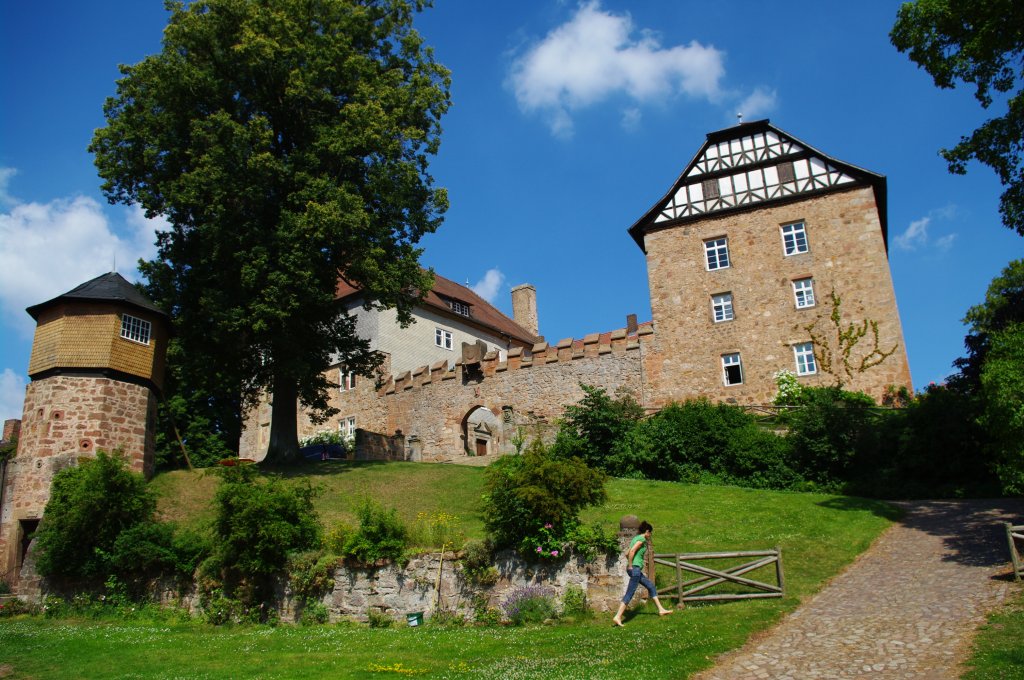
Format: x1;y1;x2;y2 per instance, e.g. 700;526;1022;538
815;495;904;522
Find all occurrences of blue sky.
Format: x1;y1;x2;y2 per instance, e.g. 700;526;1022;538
1;1;1021;422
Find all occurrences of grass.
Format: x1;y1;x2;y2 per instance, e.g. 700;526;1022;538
962;584;1024;679
2;461;899;679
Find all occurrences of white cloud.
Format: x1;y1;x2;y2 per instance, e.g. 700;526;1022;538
894;205;957;252
736;87;778;120
471;269;506;303
0;194;162;336
0;368;26;422
621;107;642;132
508;1;725;138
0;167;17;208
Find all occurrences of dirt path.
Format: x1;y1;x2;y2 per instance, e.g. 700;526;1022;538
694;500;1023;679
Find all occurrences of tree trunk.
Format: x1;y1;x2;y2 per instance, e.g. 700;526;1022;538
262;372;301;466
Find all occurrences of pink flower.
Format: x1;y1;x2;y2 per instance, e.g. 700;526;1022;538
544;523;553;529
536;546;542;553
551;550;559;557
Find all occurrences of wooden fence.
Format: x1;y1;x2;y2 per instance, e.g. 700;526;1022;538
1006;523;1024;581
652;548;784;604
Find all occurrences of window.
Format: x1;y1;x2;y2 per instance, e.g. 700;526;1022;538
794;342;817;375
339;368;356;391
120;314;151;345
781;222;809;255
705;237;730;270
792;278;815;309
701;178;721;200
448;299;471;317
435;328;453;350
339;417;356;441
711;293;734;322
722;353;743;385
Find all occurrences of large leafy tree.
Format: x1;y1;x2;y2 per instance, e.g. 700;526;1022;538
891;0;1024;235
90;0;450;464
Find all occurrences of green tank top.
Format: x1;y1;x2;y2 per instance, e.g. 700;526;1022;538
630;534;647;568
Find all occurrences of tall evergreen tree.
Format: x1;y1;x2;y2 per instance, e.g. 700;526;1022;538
90;0;450;463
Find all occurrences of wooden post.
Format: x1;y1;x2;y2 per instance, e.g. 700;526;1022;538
675;554;684;608
775;546;785;595
1006;523;1022;582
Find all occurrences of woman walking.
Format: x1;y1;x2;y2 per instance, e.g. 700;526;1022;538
612;520;673;627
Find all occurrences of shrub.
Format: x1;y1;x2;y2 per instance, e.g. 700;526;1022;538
0;598;40;618
429;607;466;627
205;464;322;608
552;384;644;469
366;609;393;628
341;500;408;564
561;584;589;618
0;580;10;595
35;451;157;581
299;599;329;625
471;594;501;625
324;522;354;554
782;386;876;488
460;539;498;585
563;523;619;561
409;511;464;550
288;550;338;601
482;440;606;550
501;585;556;625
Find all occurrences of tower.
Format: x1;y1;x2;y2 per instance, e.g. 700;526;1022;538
629;120;912;405
0;272;168;591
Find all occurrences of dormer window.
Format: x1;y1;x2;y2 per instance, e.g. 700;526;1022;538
447;299;471;317
120;314;151;345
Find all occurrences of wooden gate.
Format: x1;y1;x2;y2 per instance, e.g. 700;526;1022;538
1006;523;1024;581
653;548;784;603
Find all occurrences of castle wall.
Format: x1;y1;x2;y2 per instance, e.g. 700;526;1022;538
643;186;911;405
0;375;157;587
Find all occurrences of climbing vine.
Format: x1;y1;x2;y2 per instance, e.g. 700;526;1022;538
804;289;898;385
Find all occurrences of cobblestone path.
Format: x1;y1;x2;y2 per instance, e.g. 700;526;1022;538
695;500;1023;679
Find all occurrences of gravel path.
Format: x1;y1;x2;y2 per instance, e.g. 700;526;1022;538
694;500;1023;679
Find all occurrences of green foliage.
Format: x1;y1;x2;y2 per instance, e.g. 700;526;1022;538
803;289;898;385
459;538;497;585
560;584;589;618
954;259;1024;390
0;598;40;617
340;499;408;564
0;435;17;464
0;580;10;595
782;386;876;489
409;510;464;550
892;0;1024;235
552;384;644;468
428;607;466;627
366;609;392;628
299;599;329;625
482;440;607;550
91;0;451;464
470;593;501;625
287;550;338;602
206;465;322;606
979;323;1024;494
35;451;157;580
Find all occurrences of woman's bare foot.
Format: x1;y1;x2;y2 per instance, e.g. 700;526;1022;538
658;609;673;616
612;617;624;627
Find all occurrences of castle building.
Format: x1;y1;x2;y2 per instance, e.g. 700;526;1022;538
634;119;911;404
0;272;168;590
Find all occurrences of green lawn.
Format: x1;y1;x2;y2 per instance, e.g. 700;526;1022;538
1;461;899;679
962;584;1024;679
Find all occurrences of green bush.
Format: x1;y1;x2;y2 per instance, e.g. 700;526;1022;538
35;451;157;580
482;440;606;550
366;609;392;628
288;550;338;601
0;580;10;595
0;598;40;618
471;594;501;625
552;384;644;469
460;539;498;584
341;500;408;564
501;585;556;625
561;584;589;618
205;465;322;608
299;599;329;625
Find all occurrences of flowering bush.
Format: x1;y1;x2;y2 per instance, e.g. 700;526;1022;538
521;523;561;560
501;585;556;625
773;369;805;405
410;511;464;549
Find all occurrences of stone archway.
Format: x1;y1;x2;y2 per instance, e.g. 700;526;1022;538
462;406;501;457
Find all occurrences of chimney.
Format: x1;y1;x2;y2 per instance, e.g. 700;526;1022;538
511;284;539;337
2;419;19;443
626;314;638;335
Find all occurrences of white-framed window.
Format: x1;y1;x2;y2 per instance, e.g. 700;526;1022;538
781;221;809;256
722;352;743;386
711;293;734;322
794;342;817;375
120;314;151;345
792;278;815;309
435;328;453;350
339;416;356;441
448;299;471;317
704;237;730;270
339;368;356;392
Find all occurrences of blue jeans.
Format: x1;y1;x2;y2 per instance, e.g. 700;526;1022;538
622;566;656;604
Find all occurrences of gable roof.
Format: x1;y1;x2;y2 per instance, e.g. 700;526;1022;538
335;272;540;346
628;119;888;252
26;272;167;321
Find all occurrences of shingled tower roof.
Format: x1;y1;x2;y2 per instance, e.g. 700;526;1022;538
26;272;167;320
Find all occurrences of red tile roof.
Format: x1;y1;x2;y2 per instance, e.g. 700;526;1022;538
335;272;540;346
